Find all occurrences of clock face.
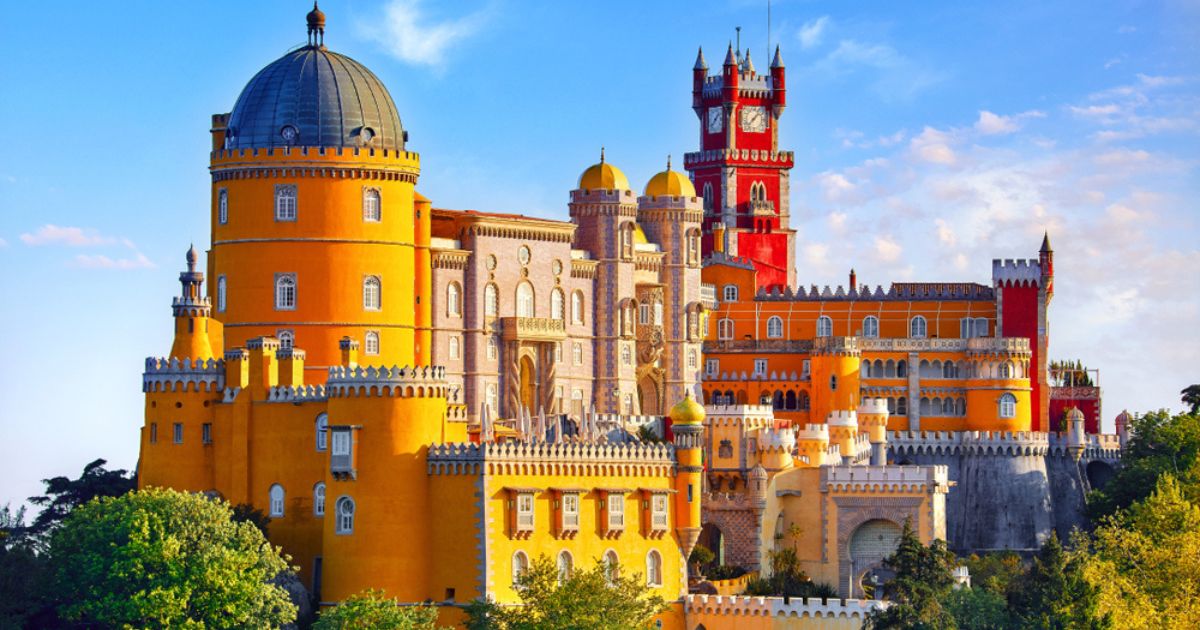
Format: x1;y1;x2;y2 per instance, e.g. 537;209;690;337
280;125;298;142
739;107;767;133
707;107;724;133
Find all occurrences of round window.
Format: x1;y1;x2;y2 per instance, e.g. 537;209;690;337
485;254;497;270
280;125;298;142
518;246;531;265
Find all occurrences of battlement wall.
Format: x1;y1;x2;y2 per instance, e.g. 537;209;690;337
992;258;1042;287
685;594;884;625
820;464;949;493
266;385;327;403
890;430;1050;456
325;365;448;398
143;357;224;393
1048;432;1122;461
427;441;676;477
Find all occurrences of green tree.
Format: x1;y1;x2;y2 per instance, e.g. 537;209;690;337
1007;532;1107;630
1080;474;1200;629
0;504;54;627
464;555;668;630
1088;410;1200;520
49;487;296;628
314;589;443;629
961;551;1023;595
27;458;135;548
1182;385;1200;414
743;547;837;598
863;520;958;630
942;587;1012;630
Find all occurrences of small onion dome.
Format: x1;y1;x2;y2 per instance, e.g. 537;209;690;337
644;156;696;197
307;2;326;30
186;243;198;266
669;390;706;426
578;147;630;191
1067;407;1085;423
1115;409;1132;425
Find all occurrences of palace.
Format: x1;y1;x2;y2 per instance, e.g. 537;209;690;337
137;5;1122;629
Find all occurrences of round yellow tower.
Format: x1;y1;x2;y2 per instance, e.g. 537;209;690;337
207;8;425;381
669;391;705;558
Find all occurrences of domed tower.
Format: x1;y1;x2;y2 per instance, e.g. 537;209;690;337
669;392;705;559
170;245;218;362
638;158;704;409
570;150;638;413
208;6;425;380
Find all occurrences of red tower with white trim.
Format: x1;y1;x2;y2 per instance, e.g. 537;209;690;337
685;44;796;291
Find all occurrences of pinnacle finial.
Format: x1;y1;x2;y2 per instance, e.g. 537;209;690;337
1040;230;1052;253
694;46;708;71
666;155;672;171
771;44;784;69
186;243;198;271
307;1;326;47
600;146;605;163
724;42;737;66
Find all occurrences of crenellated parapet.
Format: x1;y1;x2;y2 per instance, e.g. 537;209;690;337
889;430;1050;457
325;365;448;398
812;336;861;356
703;404;776;429
143;357;224;393
1048;432;1122;461
758;426;796;450
266;384;327;402
705;367;808;380
209;145;421;184
820;464;950;494
751;282;993;302
568;189;639;216
427;441;677;477
992;258;1043;287
684;594;885;620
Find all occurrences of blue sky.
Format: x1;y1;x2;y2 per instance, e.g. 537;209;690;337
1;0;1197;506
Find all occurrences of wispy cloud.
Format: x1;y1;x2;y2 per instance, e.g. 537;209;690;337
0;236;8;248
909;126;957;165
811;39;946;101
20;224;116;247
798;16;830;49
360;0;491;69
974;109;1045;135
70;253;155;270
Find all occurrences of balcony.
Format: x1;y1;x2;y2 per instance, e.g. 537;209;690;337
700;284;717;309
500;317;566;342
748;199;776;216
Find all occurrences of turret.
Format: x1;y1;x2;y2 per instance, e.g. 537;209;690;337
169;246;216;362
857;398;890;466
1065;407;1086;460
1039;231;1054;284
827;410;859;459
1115;409;1133;449
770;45;786;114
756;426;796;472
669;392;705;558
692;47;707;114
794;424;830;467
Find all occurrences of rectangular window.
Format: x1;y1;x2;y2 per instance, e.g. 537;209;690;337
975;318;989;338
449;335;460;359
217;188;228;225
202;423;212;445
754;359;768;375
651;494;669;530
573;343;583;365
706;358;719;375
516;493;535;532
639;303;650;325
607;494;625;530
331;428;353;474
173;423;183;444
687;484;694;503
275;184;297;221
563;493;580;529
149;422;157;444
802;359;811;379
555;343;563;363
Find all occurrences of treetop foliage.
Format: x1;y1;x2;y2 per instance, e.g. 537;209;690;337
314;589;444;630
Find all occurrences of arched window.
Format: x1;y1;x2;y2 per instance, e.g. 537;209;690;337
920;397;932;415
571;291;585;324
646;550;663;586
269;484;285;517
362;188;381;222
275;274;296;310
722;284;739;302
861;360;871;378
216;275;227;312
449;336;460;359
799;390;810;410
816;316;833;337
688;350;698;369
487;336;498;360
621;344;632;365
557;551;573;585
274;184;297;221
944;361;958;379
862;316;879;338
999;393;1017;418
897;396;908;415
313;482;326;516
363;276;381;311
447;282;461;317
942;398;955;416
218;189;228;224
885;360;896;378
516;282;535;318
750;181;766;202
335;496;355;534
484;283;499;317
551;288;565;321
315;413;328;451
702;182;714;213
1000;362;1013;379
573;343;583;365
717;318;735;340
897;360;907;377
512;551;529;586
277;330;294;350
364;331;380;355
604;550;620;586
767;316;784;339
785;390;797;410
910;316;927;339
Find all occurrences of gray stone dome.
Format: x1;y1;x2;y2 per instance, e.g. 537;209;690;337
225;46;406;152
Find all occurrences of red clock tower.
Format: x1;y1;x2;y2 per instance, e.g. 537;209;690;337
685;44;796;291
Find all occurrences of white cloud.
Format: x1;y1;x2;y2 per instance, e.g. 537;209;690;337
828;212;848;233
70;253;155;270
1093;148;1151;167
20;224;116;247
975;110;1045;135
816;171;856;201
872;235;902;263
0;236;8;248
812;40;944;101
798;16;830;49
909;126;957;165
361;0;491;68
934;218;957;247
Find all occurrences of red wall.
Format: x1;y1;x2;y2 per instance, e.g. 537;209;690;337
1049;398;1101;434
1000;285;1043;431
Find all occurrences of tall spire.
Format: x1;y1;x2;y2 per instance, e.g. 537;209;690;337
694;46;708;71
723;42;736;67
771;44;784;69
1040;231;1052;253
742;49;756;73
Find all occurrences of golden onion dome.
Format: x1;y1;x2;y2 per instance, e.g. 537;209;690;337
669;390;706;426
578;147;630;191
644;156;696;197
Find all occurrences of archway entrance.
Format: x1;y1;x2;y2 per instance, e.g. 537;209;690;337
1086;461;1116;490
848;519;903;598
697;522;725;567
638;376;661;416
519;355;536;412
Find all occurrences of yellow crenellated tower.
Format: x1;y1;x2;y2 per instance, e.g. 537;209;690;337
857;397;890;466
793;423;831;467
827;410;859;459
669;391;705;559
206;8;424;382
809;337;861;426
169;245;220;361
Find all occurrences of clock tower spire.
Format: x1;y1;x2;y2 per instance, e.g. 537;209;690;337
685;41;796;291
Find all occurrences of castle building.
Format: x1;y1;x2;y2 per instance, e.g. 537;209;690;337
137;6;1119;627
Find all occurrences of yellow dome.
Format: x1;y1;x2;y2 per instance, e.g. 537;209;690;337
578;148;630;191
633;223;649;245
669;391;706;426
644;157;696;197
